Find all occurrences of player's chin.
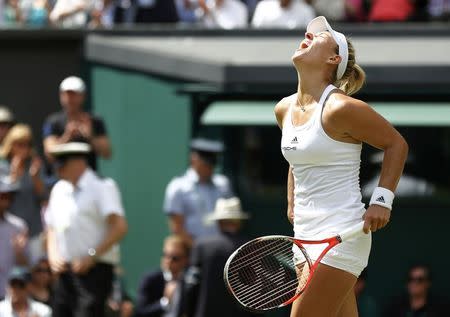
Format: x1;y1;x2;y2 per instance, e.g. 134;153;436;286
291;51;305;63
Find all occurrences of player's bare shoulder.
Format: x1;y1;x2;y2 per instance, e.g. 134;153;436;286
324;91;371;124
274;93;296;129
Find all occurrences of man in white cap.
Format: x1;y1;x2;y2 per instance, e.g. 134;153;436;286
163;138;233;245
183;197;255;317
43;76;111;173
45;142;128;317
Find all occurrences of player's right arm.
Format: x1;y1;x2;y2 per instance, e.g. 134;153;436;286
274;98;294;224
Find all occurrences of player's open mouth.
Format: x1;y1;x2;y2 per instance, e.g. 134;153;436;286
300;41;310;49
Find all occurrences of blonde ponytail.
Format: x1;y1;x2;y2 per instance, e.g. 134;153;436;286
334;39;366;96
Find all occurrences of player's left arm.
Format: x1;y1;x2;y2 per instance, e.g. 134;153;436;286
328;95;408;233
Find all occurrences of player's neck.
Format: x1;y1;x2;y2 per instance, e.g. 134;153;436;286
297;74;329;106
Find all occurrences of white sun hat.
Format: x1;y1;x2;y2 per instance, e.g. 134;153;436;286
307;16;349;80
206;197;250;222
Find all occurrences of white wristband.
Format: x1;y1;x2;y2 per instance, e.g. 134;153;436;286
369;187;394;210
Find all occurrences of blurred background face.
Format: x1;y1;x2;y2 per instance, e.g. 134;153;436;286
0;192;14;213
32;259;52;286
60;90;85;113
191;152;215;181
161;241;188;278
7;280;28;304
11;138;32;159
407;267;430;297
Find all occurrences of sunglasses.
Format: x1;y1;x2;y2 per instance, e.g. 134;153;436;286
162;252;184;262
408;276;428;283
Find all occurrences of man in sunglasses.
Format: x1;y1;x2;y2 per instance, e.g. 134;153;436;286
135;235;190;317
0;178;29;301
0;267;51;317
385;263;450;316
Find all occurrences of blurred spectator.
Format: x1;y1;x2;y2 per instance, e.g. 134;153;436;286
163;138;233;246
23;0;51;27
310;0;346;21
43;76;112;174
105;266;134;317
89;0;116;28
0;124;47;263
28;258;53;306
384;263;450;316
45;142;128;317
183;197;254;317
49;0;89;27
135;0;179;23
354;268;379;317
0;179;29;300
0;106;15;149
368;0;414;22
135;235;190;317
311;0;366;21
175;0;198;23
251;0;315;28
196;0;248;29
0;267;51;317
240;0;259;20
3;0;24;26
113;0;136;24
428;0;450;20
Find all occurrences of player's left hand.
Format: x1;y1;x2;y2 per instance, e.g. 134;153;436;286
362;205;391;233
71;256;95;274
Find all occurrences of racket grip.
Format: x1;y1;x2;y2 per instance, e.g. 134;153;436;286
338;221;365;242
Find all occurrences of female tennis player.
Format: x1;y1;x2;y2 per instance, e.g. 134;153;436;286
275;16;408;317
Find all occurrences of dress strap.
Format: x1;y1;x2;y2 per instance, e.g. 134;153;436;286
318;84;338;106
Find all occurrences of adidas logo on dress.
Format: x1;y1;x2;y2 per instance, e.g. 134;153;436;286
291;137;298;144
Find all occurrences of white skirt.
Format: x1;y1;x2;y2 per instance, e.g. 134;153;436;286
293;231;371;277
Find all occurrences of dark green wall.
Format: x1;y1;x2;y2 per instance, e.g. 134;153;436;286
91;66;191;296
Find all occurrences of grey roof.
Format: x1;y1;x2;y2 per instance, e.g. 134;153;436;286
85;34;450;87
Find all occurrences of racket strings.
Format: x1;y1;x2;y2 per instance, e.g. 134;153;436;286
226;238;311;310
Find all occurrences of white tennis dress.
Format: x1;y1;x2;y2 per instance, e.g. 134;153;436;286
281;84;371;277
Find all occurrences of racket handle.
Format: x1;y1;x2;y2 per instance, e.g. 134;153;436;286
338;221;365;242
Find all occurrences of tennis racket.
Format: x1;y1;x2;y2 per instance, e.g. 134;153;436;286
223;221;365;312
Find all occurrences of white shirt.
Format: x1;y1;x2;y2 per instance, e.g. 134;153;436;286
45;169;125;264
0;297;52;317
199;0;248;29
252;0;315;29
50;0;88;27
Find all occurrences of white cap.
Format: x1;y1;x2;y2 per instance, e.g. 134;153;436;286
206;197;250;222
59;76;86;93
307;16;348;80
0;106;14;123
49;142;91;156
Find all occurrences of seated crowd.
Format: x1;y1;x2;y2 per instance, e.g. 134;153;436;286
0;0;448;29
